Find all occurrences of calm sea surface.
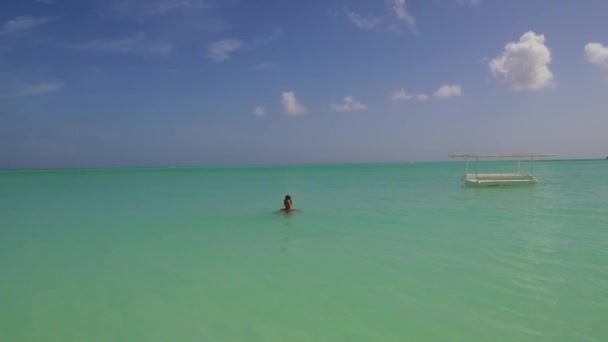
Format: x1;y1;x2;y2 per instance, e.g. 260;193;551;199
1;161;607;341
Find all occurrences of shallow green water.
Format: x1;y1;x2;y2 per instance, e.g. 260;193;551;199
1;161;607;341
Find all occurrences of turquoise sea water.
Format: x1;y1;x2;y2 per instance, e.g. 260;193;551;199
1;160;607;341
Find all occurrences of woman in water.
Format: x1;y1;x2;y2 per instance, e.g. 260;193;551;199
281;195;293;212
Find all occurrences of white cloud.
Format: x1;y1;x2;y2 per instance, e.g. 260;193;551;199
390;89;429;102
331;96;368;112
254;106;265;116
434;84;462;98
206;39;243;62
281;91;307;115
0;16;51;35
391;0;416;32
489;31;553;90
346;11;381;30
8;81;64;98
585;43;608;70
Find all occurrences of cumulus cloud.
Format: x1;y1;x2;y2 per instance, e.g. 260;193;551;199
330;96;368;112
254;106;265;116
281;91;307;115
206;39;243;62
390;89;429;102
0;16;51;35
489;31;553;90
585;43;608;70
8;81;64;98
346;11;381;30
392;0;416;32
434;84;462;98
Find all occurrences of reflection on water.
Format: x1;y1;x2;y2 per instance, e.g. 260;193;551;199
281;213;293;253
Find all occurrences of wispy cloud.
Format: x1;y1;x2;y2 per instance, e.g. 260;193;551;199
58;32;173;57
390;85;462;102
207;28;282;62
434;84;462;98
146;42;174;57
391;0;416;32
77;32;146;52
346;10;381;30
489;31;553;91
206;39;243;62
330;96;368;112
0;16;51;35
249;27;283;49
8;81;64;98
281;91;307;115
254;106;265;116
344;3;416;34
110;0;212;17
585;43;608;70
390;89;429;102
250;62;277;71
457;0;481;6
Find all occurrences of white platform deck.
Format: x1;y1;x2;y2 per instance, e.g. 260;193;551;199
464;173;537;186
450;154;554;187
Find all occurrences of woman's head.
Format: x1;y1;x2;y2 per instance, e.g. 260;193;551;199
284;195;292;209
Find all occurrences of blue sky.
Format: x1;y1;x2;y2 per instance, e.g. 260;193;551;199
1;0;607;169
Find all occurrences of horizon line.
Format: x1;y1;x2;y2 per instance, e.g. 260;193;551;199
1;157;603;172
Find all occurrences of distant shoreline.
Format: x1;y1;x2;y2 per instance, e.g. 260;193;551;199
0;158;604;173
